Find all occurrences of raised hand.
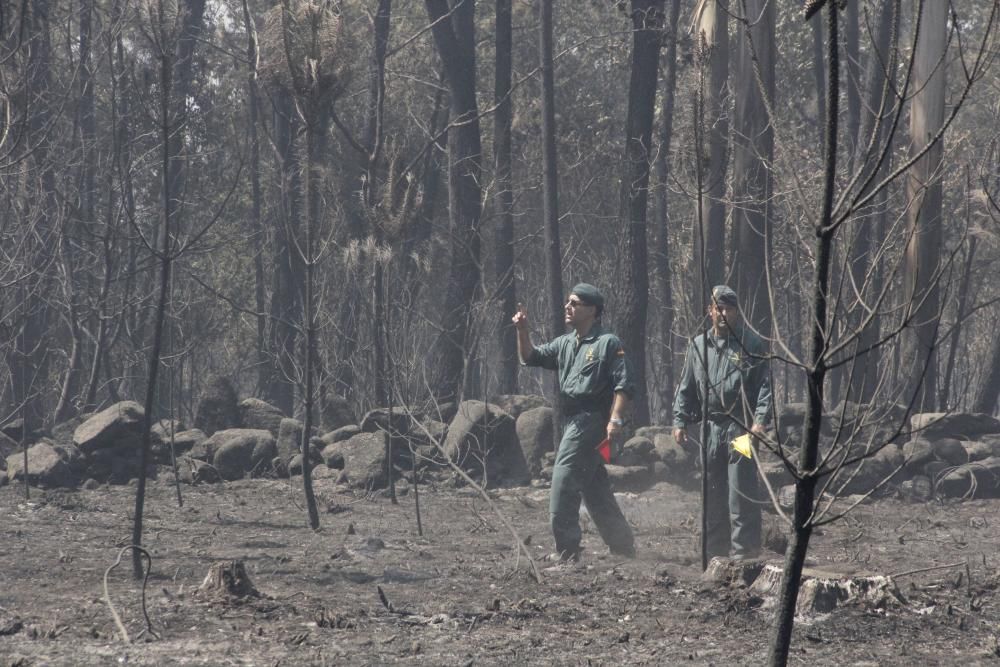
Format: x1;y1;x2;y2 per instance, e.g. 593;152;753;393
512;302;529;330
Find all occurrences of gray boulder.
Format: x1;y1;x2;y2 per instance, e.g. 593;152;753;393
238;398;285;434
360;407;413;436
966;439;1000;461
5;440;82;488
194;376;240;436
902;438;935;473
321;424;361;445
321;395;355;432
326;431;392;489
73;401;144;454
444;401;529;487
617;436;656;468
205;429;277;480
515;407;554;478
934;457;1000;499
177;456;221;484
605;464;653;493
492;394;547;421
151;428;206;463
931;437;969;466
0;431;18;461
911;412;1000;440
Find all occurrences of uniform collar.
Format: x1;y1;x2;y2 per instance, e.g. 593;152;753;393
708;325;741;343
576;323;604;343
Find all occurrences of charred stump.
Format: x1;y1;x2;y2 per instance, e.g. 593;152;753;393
198;560;260;599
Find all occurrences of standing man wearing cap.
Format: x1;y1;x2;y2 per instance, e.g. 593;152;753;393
512;283;636;563
673;285;772;561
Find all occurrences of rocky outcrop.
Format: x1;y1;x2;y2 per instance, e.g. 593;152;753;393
194;377;240;436
515;407;554;478
5;440;83;488
238;399;285;435
73;401;144;454
444;401;529;487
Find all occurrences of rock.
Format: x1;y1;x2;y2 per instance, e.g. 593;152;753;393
194;377;240;436
902;438;935;473
5;440;81;488
321;394;355;432
911;412;1000;440
271;457;289;479
617;436;655;467
82;478;100;490
177;456;221;484
151;429;206;463
321;446;345;470
0;418;24;441
652;433;692;468
934;457;1000;499
360;407;413;436
50;417;86;447
515;407;554;478
289;453;320;476
276;418;305;461
327;431;391;489
73;401;144;454
834;442;904;495
417;419;448;446
152;418;184;441
321;424;360;445
964;440;995;462
0;431;18;460
444;401;529;487
238;398;285;434
605;464;653;493
312;465;338;480
208;430;277;480
634;425;672;440
931;438;968;466
491;394;547;421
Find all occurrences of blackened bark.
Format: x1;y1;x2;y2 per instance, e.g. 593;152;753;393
494;0;518;395
768;6;839;664
653;0;681;423
425;0;483;404
733;0;775;337
618;0;666;426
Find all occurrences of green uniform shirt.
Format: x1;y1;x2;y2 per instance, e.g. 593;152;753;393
524;324;634;417
673;326;772;429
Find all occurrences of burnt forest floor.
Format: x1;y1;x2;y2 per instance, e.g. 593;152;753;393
3;473;1000;666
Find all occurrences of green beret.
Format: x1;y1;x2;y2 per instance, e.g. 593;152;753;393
571;283;604;310
711;285;738;307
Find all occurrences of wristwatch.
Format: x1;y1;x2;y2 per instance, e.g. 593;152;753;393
609;417;625;426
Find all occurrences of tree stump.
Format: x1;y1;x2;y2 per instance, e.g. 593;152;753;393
198;560;260;599
751;563;903;614
701;556;766;587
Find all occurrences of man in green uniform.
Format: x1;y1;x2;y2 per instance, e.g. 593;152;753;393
512;283;636;562
673;285;771;560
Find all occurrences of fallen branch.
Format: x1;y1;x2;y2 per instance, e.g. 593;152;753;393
889;561;967;579
103;545;157;642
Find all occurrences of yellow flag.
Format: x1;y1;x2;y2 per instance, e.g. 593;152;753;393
732;433;753;459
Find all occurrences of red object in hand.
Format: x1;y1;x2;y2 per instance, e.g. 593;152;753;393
597;438;611;464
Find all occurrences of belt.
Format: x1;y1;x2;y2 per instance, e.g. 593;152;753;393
706;412;736;423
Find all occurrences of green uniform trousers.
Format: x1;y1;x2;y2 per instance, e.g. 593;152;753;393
550;411;634;557
704;419;761;558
